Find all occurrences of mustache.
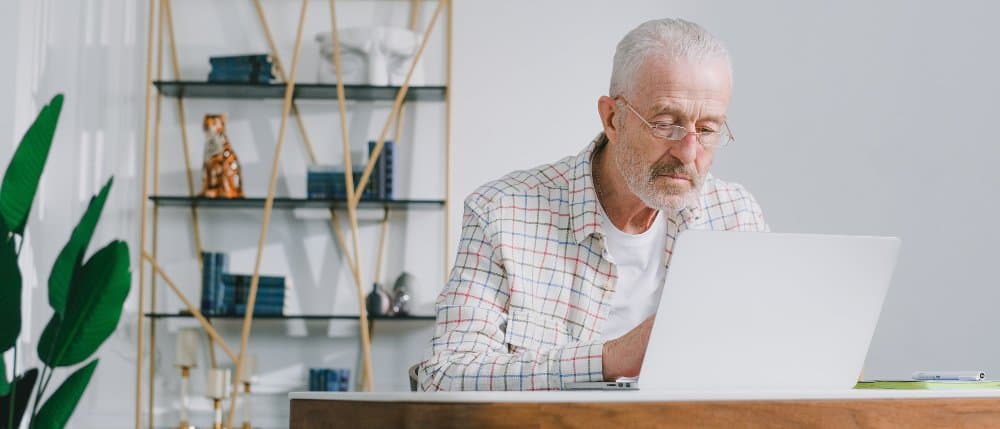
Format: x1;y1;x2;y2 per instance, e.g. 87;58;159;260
649;160;698;182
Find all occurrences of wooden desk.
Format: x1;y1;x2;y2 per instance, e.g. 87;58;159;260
289;390;1000;428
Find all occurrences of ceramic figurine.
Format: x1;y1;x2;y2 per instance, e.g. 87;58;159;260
200;114;245;198
315;27;424;86
365;283;392;316
391;272;413;316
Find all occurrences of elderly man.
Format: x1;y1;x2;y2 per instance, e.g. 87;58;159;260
419;18;767;391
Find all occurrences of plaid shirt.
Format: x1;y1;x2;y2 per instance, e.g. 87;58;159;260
419;134;768;391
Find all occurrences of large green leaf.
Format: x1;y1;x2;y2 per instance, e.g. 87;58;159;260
33;360;98;429
48;177;113;317
0;221;20;352
0;94;64;236
37;241;130;367
0;368;37;429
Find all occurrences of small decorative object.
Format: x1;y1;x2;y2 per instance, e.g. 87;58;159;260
315;27;424;86
391;272;414;316
239;355;257;429
200;114;245;199
365;283;392;316
175;328;201;429
206;368;231;429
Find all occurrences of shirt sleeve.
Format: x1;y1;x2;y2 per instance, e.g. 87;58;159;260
417;195;605;391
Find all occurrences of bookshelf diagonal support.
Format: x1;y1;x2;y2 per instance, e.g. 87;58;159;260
229;0;310;423
327;0;375;392
142;252;239;362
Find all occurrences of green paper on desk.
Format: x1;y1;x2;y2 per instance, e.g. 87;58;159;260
855;380;1000;390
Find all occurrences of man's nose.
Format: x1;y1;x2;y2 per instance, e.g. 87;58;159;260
669;132;700;164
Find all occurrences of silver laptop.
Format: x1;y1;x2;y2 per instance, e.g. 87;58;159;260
566;231;900;391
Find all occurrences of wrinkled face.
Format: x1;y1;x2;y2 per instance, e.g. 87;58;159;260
610;56;732;211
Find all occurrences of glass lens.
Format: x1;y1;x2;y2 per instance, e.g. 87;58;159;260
699;132;723;147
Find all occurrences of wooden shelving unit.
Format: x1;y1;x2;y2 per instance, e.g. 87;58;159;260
135;0;452;427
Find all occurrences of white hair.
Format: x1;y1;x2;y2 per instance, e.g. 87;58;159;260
609;18;732;98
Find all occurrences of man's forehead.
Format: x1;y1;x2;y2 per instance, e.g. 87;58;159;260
632;56;731;95
630;57;732;117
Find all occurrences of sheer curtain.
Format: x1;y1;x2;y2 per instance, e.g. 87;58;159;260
4;0;146;426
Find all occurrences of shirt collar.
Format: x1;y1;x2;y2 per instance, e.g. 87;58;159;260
569;132;705;244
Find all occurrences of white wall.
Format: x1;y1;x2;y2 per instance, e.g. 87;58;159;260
454;0;1000;384
4;0;1000;427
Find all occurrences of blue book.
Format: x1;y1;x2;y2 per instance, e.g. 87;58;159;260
207;70;273;84
306;170;376;200
200;252;213;314
215;253;229;315
201;252;230;315
210;62;273;75
326;369;339;392
308;368;316;391
368;141;395;200
222;273;285;288
209;54;272;66
338;369;351;392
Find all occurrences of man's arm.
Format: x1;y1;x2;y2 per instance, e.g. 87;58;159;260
418;196;606;391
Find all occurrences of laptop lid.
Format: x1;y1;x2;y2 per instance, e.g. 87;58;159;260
639;231;900;391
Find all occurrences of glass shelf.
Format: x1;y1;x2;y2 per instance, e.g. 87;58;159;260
144;312;435;321
149;195;445;210
153;80;447;101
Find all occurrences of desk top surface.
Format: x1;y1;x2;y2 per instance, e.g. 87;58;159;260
289;389;1000;403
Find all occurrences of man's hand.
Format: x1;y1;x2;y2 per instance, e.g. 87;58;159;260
602;316;655;380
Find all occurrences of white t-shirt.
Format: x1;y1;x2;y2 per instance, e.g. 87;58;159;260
598;205;668;340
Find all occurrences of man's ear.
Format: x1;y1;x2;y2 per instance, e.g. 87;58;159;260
598;95;619;143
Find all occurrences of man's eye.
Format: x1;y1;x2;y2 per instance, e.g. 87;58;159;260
652;122;675;129
698;127;719;134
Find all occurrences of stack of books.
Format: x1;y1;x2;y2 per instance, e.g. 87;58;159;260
201;251;287;316
309;368;351;392
222;273;286;316
306;140;395;200
207;54;274;83
306;166;376;200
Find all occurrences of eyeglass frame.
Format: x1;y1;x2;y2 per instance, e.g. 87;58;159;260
614;96;735;148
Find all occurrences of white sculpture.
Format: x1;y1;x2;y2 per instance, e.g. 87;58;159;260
316;27;424;86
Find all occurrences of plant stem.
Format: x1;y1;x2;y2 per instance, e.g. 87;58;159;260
7;346;16;429
27;365;43;429
28;366;55;429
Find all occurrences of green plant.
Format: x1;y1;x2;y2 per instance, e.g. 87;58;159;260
0;94;132;429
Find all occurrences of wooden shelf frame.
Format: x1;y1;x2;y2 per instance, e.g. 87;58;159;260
135;0;452;427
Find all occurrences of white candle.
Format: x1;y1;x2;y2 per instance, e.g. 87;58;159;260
206;368;230;399
175;328;200;367
240;355;256;383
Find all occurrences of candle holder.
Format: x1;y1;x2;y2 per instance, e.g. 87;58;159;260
175;328;201;429
206;368;231;429
239;355;257;429
241;381;252;429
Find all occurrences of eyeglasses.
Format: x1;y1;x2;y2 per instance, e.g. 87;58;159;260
616;97;735;148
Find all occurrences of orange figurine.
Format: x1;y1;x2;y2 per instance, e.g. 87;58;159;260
200;114;245;198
